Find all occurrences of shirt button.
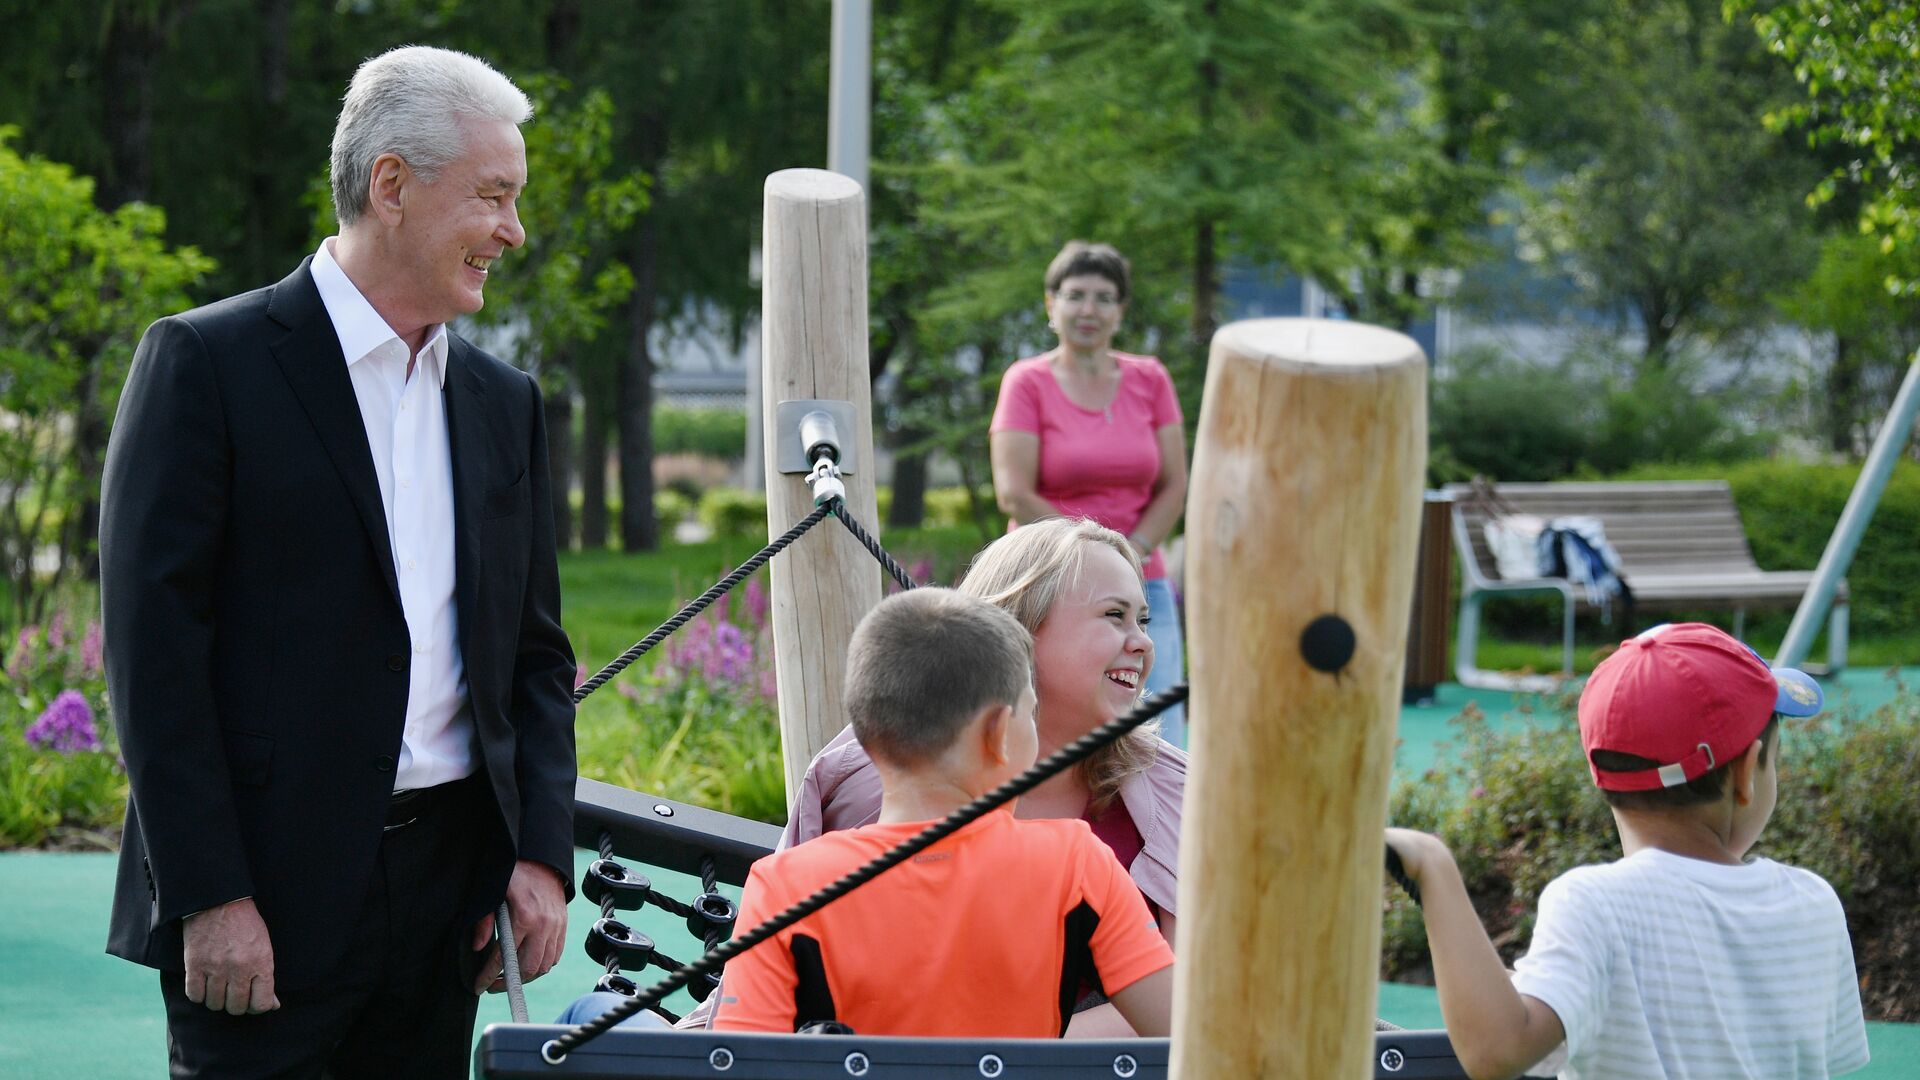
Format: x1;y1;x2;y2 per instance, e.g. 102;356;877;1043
401;478;411;489
374;755;394;772
414;643;428;654
407;559;417;571
387;654;406;672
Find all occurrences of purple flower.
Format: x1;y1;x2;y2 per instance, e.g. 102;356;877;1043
47;611;68;651
79;621;103;676
25;690;101;754
908;558;934;585
5;624;37;681
742;578;770;632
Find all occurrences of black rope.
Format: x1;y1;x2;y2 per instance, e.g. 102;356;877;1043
542;683;1189;1063
832;503;917;590
572;504;836;702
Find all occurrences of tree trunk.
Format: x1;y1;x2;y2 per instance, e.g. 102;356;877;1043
618;209;661;553
886;437;928;528
544;372;575;551
1827;333;1860;457
580;386;610;548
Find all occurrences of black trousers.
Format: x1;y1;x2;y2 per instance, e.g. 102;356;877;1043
161;774;492;1079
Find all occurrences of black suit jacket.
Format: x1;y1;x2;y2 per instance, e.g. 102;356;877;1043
99;259;576;991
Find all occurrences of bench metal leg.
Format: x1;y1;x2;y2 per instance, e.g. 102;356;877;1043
1455;585;1579;694
1828;601;1848;674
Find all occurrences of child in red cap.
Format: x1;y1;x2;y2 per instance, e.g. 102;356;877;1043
1386;623;1868;1079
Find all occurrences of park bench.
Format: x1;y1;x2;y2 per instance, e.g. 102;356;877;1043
1442;480;1848;691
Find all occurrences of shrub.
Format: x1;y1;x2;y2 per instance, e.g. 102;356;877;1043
0;608;125;848
1431;346;1768;483
654;405;747;460
698;488;768;539
655;489;695;529
1384;688;1920;1020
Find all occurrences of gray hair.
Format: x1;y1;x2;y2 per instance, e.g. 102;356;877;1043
846;589;1034;768
329;45;532;227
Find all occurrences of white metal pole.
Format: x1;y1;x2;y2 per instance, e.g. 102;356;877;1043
1775;351;1920;669
827;0;871;195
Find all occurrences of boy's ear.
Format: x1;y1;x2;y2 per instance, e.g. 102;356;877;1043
979;703;1014;766
1729;738;1764;806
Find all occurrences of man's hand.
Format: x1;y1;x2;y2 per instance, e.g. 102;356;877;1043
471;859;568;995
183;897;280;1015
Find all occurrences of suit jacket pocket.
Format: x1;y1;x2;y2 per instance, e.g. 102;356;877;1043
482;469;527;519
221;728;274;787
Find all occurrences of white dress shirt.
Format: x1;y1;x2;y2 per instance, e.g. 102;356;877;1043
310;238;473;791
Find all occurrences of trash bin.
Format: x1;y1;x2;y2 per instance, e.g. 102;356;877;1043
1404;492;1453;705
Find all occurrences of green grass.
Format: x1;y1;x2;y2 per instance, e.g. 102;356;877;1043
558;523;990;822
1468;612;1920;677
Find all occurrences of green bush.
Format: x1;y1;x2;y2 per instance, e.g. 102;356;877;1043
654;489;695;528
654;405;747;460
698;488;769;539
1431;347;1768;483
1384;689;1920;1020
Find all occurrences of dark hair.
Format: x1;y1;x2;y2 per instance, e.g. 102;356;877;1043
1594;716;1779;811
1044;240;1131;304
845;588;1034;767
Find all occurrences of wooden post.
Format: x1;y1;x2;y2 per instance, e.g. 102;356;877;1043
1173;318;1427;1078
759;169;884;799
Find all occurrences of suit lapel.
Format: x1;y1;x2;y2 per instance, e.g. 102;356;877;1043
266;260;402;606
442;335;487;669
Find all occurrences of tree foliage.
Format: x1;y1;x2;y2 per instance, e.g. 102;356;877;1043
0;129;212;623
1734;0;1920;292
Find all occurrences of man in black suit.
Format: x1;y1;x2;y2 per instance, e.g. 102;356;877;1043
100;45;576;1077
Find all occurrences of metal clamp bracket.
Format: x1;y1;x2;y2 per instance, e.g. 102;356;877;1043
775;399;859;476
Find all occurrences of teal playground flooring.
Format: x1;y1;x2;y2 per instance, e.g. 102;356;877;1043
2;671;1915;1079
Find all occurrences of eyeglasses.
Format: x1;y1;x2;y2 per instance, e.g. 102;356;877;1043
1054;288;1121;308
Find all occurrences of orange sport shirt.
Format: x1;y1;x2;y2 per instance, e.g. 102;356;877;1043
712;807;1174;1037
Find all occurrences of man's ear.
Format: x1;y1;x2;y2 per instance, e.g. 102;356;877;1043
366;152;410;227
1729;738;1764;807
979;704;1014;766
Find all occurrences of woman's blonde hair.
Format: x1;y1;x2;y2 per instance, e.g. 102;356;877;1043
958;517;1160;813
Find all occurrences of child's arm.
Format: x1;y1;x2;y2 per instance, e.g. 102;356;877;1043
1385;829;1566;1080
1107;966;1173;1038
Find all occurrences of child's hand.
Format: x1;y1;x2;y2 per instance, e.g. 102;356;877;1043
1385;827;1454;886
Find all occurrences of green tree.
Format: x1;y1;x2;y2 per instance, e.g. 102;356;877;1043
1734;0;1920;291
1773;232;1920;453
0;129;213;625
1512;0;1824;366
462;79;647;549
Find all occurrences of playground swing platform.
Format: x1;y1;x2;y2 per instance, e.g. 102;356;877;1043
471;476;1470;1080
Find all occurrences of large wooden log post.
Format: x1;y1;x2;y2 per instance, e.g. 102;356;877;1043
1173;318;1427;1078
760;169;884;798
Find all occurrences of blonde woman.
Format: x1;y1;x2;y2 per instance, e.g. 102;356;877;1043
783;518;1183;1037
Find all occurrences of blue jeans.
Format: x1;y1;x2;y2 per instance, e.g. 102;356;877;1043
1144;576;1186;748
555;991;671;1029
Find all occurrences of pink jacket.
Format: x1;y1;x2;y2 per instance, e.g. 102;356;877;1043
780;723;1186;915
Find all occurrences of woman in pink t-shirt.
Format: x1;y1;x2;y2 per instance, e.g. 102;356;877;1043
989;241;1189;744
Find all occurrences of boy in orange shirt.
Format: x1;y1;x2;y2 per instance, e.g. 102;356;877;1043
713;588;1175;1037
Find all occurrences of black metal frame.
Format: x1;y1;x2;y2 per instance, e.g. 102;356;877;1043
516;783;1468;1080
476;1026;1469;1079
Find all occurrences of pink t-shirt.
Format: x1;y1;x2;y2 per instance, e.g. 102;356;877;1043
989;351;1183;579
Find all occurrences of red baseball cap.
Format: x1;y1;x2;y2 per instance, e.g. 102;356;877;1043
1578;622;1823;792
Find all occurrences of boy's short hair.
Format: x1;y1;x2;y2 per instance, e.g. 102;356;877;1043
1593;716;1779;810
845;588;1034;767
1578;623;1821;806
1044;241;1132;304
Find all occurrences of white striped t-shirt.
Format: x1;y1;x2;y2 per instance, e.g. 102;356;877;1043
1510;848;1869;1079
